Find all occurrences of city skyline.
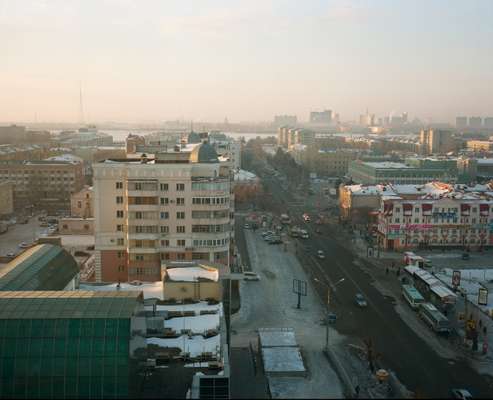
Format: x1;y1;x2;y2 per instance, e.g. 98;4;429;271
1;0;493;123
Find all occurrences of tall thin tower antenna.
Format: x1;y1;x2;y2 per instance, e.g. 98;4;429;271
79;82;85;125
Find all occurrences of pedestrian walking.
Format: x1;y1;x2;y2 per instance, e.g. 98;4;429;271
386;267;389;275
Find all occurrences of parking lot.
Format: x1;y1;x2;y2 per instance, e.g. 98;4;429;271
0;216;47;257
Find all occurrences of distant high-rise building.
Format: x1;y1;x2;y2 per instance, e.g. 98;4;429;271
456;116;468;130
419;128;454;155
359;111;375;127
469;116;483;129
310;110;332;125
402;112;408;124
484;117;493;129
274;115;297;126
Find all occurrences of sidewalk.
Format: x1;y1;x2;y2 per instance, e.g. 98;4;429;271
349;229;493;377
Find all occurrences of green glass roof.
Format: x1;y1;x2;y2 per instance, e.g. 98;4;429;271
0;291;142;319
0;244;79;291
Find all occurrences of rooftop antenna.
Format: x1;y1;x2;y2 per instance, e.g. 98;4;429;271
79;81;85;126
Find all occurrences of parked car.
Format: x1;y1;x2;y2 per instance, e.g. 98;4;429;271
261;231;274;238
244;223;250;229
268;237;283;244
40;222;49;227
450;389;473;400
355;293;368;307
18;242;30;249
317;250;325;259
461;253;470;260
243;272;260;281
6;252;15;258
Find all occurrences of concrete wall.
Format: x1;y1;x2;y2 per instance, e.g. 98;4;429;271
59;218;94;235
162;281;221;301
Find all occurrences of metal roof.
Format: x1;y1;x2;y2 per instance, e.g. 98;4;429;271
0;244;80;291
0;290;143;319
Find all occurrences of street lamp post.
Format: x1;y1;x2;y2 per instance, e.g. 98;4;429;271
314;277;345;350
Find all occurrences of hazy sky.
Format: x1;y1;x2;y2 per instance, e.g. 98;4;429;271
1;0;492;123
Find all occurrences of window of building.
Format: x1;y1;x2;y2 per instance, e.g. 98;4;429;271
162;253;170;260
117;224;123;232
176;183;185;191
160;197;169;205
177;253;186;260
160;226;169;233
177;212;185;219
117;251;124;258
161;240;170;247
160;211;169;219
176;198;185;206
77;201;82;208
116;196;123;204
116;210;124;218
160;183;169;191
118;265;125;272
116;181;123;189
177;239;186;247
117;238;124;245
177;226;186;233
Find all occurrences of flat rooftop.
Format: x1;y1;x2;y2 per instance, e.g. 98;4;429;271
258;328;298;348
261;347;306;375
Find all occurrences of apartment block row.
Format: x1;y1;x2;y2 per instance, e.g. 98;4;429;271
93;142;234;283
339;181;493;250
378;195;493;251
277;126;316;148
0;156;85;213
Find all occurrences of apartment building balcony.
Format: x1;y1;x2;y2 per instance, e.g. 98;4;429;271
127;232;160;240
191;217;231;225
127;204;159;212
127;190;158;197
126;247;159;254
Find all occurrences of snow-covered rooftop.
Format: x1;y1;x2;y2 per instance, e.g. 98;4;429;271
79;281;163;299
234;169;258;182
147;335;221;358
166;266;219;282
364;161;411;169
261;347;306;375
258;328;298;348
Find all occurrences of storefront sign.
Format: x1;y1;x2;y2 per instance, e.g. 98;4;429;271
478;288;488;306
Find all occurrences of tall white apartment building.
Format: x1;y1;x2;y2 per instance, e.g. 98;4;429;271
93;142;234;283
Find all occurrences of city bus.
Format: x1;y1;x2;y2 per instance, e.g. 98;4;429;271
419;303;450;334
402;284;425;310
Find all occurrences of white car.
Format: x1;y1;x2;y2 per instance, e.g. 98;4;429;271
244;223;250;229
317;250;325;259
450;389;473;400
243;272;260;281
6;252;15;258
18;242;30;249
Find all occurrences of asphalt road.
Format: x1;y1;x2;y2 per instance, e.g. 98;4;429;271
259;174;493;398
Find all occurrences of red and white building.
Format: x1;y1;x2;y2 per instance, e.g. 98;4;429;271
378;194;493;250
